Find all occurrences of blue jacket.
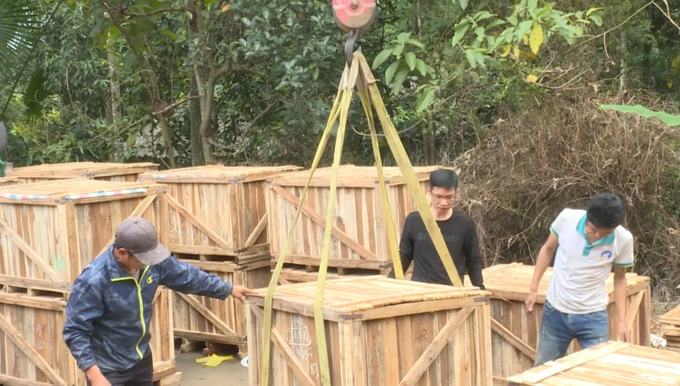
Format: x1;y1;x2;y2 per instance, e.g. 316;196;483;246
63;246;233;373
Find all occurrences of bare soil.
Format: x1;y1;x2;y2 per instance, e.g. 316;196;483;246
175;350;248;386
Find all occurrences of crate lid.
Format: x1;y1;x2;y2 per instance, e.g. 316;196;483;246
660;304;680;326
250;276;489;316
7;161;159;179
138;165;302;184
506;341;680;385
464;263;650;302
268;164;449;187
0;178;163;204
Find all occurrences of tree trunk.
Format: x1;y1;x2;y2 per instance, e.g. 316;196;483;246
106;7;176;167
188;0;215;164
190;69;205;166
107;33;123;162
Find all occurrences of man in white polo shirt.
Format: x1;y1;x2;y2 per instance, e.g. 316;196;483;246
525;193;634;366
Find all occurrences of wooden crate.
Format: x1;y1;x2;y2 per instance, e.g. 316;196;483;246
660;304;680;353
246;276;493;386
0;177;25;187
506;341;680;385
267;165;444;272
6;161;159;183
138;165;301;257
464;263;651;385
0;286;176;386
172;251;272;356
0;179;167;285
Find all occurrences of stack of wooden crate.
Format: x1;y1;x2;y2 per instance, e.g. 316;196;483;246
660;304;680;353
464;263;651;385
246;276;494;385
0;177;180;386
6;161;159;183
138;164;301;357
266;164;445;283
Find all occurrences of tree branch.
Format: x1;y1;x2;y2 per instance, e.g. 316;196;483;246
123;8;186;17
151;96;199;116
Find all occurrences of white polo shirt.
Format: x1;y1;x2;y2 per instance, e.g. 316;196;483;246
546;208;634;314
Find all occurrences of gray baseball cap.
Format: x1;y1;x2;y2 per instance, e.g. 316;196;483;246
114;217;170;266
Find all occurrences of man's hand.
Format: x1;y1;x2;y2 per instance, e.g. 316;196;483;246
85;365;111;386
525;291;538;315
230;285;257;303
618;320;630;342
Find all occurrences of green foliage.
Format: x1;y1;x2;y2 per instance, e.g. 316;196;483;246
372;32;435;102
0;2;42;73
450;1;604;69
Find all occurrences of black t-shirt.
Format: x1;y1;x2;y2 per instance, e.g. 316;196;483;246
388;211;485;289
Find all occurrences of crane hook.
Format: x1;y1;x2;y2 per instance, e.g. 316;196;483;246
345;29;359;66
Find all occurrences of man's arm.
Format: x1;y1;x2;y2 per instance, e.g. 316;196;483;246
388;216;415;279
526;232;558;314
463;219;485;290
62;280;105;380
158;255;233;299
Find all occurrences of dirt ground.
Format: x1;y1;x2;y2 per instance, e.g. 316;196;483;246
175;350;248;385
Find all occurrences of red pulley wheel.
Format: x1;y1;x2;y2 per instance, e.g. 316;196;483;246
332;0;377;33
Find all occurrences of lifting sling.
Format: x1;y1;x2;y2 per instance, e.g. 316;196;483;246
260;3;464;384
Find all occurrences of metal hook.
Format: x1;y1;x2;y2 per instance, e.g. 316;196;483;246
345;30;359;66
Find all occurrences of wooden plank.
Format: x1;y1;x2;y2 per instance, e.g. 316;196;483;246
250;304;316;386
625;289;644;331
173;329;245;345
95;194;157;257
399;306;475;385
243;213;267;249
0;217;63;282
175;292;237;337
519;341;628;384
0;313;68;386
490;318;537;362
0;374;52;386
271;185;378;261
166;195;233;251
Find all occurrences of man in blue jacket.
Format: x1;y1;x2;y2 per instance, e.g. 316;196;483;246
63;217;256;386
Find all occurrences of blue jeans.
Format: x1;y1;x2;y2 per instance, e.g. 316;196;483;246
534;300;609;367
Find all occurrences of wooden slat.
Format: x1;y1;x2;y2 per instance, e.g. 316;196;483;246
519;341;628;384
271;185;378;261
95;194;157;257
175;292;237;337
399;306;476;385
0;313;68;386
0;374;52;386
166;195;233;251
243;213;267;249
250;304;316;386
0;217;63;282
490;318;537;362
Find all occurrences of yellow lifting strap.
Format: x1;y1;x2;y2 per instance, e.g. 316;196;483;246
261;50;463;386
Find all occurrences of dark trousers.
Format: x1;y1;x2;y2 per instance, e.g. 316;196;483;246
86;353;153;386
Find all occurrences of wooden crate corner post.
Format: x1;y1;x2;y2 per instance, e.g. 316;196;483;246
247;276;493;386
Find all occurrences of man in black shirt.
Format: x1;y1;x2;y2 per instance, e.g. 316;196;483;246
388;169;485;289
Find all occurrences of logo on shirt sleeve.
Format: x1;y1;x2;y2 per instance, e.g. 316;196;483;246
600;251;613;261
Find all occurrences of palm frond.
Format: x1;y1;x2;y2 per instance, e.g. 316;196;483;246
0;3;43;71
